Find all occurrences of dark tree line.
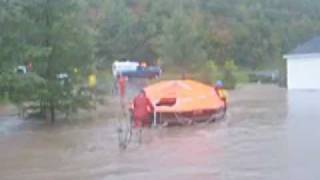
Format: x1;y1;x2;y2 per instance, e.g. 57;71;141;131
1;0;320;121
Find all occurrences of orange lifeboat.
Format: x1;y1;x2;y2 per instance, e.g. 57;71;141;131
144;80;226;125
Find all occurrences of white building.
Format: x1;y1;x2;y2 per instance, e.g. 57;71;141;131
284;37;320;90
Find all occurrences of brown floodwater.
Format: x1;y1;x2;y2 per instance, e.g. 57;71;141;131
0;85;318;180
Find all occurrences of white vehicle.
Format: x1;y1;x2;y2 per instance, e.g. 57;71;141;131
112;60;139;77
16;65;27;74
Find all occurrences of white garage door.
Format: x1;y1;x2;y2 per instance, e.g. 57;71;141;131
287;57;320;90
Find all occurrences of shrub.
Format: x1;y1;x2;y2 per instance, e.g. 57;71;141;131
199;60;223;84
222;60;238;89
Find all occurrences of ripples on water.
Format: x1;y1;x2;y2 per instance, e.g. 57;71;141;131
0;85;319;180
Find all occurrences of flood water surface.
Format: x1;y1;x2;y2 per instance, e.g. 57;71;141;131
0;85;318;180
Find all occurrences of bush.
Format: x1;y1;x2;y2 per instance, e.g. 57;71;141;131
234;70;249;84
199;60;223;84
0;72;45;104
222;60;238;89
198;60;240;89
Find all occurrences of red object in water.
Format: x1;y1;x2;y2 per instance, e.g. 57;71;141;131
117;76;127;98
27;62;32;72
132;93;154;128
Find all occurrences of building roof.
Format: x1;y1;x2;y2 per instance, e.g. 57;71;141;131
289;36;320;55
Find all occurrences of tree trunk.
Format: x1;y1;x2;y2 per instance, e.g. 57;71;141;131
40;98;46;117
50;101;55;124
44;0;55;125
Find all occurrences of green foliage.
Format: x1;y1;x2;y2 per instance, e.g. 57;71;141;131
198;59;243;88
156;10;207;69
2;0;320;121
199;60;222;84
234;70;250;84
0;0;95;122
97;0;134;61
0;72;45;104
95;0;320;72
222;60;238;89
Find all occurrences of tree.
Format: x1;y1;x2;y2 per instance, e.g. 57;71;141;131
0;0;95;123
31;0;94;122
3;0;320;116
96;0;136;63
0;0;30;72
156;10;207;71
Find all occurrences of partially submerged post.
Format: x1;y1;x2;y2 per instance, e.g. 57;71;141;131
153;103;157;127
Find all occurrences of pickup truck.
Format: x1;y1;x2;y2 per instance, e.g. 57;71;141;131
112;61;162;79
121;66;162;79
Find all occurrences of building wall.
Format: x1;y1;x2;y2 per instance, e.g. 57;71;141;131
288;90;320;178
287;56;320;90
